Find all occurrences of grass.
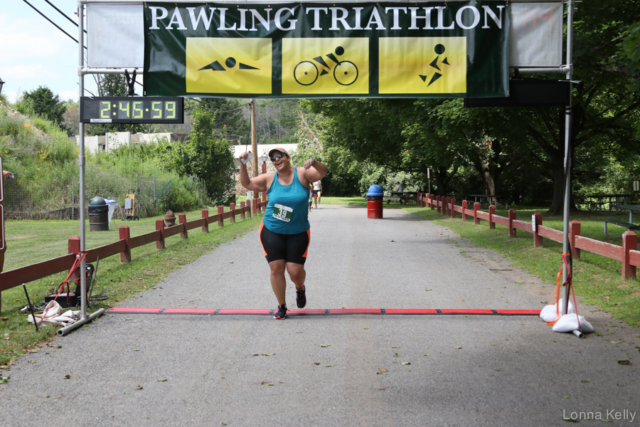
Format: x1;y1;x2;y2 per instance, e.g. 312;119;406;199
0;207;263;367
404;206;640;328
320;196;408;208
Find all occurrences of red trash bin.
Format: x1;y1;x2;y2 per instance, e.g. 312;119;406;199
366;185;384;219
367;199;383;218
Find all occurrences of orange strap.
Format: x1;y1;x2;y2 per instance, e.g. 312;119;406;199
546;253;580;328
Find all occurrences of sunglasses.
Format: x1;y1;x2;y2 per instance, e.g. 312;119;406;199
270;153;286;162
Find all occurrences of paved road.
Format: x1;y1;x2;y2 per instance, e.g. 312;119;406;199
2;206;639;426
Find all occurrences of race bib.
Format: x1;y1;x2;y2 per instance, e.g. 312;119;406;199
273;204;293;222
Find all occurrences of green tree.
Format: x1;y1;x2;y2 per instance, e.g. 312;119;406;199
196;98;250;143
164;108;236;204
22;86;66;125
255;99;300;145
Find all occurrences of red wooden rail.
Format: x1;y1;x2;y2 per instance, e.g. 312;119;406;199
419;192;638;282
0;196;268;312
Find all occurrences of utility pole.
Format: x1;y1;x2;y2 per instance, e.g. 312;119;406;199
250;99;258;176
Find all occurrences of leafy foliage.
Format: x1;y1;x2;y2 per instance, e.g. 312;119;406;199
161;108;236;205
18;86;66;127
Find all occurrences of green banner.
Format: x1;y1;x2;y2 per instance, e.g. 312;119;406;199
144;2;509;99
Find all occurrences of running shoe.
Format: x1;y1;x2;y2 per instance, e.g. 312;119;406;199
296;286;306;309
274;304;287;319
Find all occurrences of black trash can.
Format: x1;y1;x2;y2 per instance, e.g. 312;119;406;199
88;197;109;231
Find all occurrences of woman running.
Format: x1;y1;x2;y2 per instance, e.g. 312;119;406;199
239;147;328;319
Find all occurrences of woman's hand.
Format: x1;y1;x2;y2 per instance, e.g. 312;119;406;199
239;152;249;163
303;158;316;170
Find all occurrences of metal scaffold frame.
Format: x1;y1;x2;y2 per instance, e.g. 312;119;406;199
70;0;575;334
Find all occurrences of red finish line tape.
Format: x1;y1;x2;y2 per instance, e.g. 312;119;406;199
329;308;382;314
439;309;495;314
217;309;273;315
385;309;439;314
287;309;327;315
109;307;541;316
109;307;164;314
495;309;542;315
163;308;217;315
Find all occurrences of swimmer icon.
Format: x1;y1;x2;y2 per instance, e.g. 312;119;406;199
293;46;359;86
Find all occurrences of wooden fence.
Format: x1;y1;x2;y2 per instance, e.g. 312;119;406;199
0;195;268;312
417;193;638;282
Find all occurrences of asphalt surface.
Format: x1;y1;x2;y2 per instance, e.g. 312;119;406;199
1;205;639;426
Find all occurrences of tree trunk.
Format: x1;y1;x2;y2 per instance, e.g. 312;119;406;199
548;149;577;215
484;167;496;196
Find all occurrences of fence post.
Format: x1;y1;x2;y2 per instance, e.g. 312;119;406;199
179;213;188;239
65;236;81;285
462;200;468;221
202;209;209;233
473;202;480;225
240;201;246;220
429;194;434;210
230;202;236;224
489;205;495;229
246;200;252;218
451;198;456;218
444;197;450;216
252;198;257;216
256;196;262;214
533;212;543;247
218;205;224;228
569;220;581;260
262;192;267;204
119;225;131;263
155;219;165;249
622;231;637;281
68;236;80;255
436;196;441;213
508;208;517;238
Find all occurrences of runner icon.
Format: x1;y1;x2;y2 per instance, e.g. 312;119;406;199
419;44;450;87
294;46;358;86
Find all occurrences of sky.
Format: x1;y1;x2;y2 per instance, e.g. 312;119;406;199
0;0;98;103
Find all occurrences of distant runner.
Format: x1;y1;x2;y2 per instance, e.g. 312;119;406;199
312;180;323;208
238;147;328;319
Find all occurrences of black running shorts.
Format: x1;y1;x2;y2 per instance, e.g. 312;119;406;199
259;222;310;265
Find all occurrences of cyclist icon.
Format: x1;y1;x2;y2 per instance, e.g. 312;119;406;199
294;46;358;86
419;44;450;87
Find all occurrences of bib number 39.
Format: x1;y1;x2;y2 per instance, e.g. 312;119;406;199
273;204;293;222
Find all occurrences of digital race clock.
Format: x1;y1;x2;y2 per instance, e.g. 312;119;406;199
80;97;184;124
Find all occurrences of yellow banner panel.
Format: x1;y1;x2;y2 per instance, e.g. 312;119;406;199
282;38;369;95
379;37;467;94
186;38;272;94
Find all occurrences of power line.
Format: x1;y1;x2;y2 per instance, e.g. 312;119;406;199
44;0;87;33
22;0;86;49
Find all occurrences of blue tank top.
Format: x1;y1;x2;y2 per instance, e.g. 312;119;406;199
263;168;310;234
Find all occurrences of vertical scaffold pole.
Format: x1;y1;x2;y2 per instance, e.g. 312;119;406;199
561;0;575;317
78;0;87;321
59;1;105;336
